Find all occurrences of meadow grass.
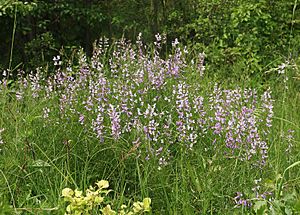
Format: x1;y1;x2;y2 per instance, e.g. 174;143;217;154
0;37;299;214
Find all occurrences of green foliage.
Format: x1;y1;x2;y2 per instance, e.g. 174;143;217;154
1;0;299;73
24;32;57;68
166;0;300;75
0;0;36;17
253;190;300;214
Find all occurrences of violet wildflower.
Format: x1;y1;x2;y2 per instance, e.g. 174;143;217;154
146;57;166;89
172;38;179;47
154;33;162;49
43;107;50;119
53;55;62;66
158;156;168;166
234;192;252;208
144;119;160;142
78;49;89;71
167;47;185;77
79;113;85;125
29;69;42;98
92;112;104;143
108;104;121;140
45;79;54;99
91;38;108;71
15;91;23;100
175;82;196;148
261;89;274;129
285;129;294;153
277;61;288;74
209;84;226;135
83;96;94;112
118;84;133;117
252;178;262;198
251;179;273;201
143;104;160;141
197;52;206;77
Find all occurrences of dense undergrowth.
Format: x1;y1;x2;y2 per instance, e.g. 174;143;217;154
0;36;300;214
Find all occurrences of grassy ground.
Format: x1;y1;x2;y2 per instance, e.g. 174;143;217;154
0;40;299;214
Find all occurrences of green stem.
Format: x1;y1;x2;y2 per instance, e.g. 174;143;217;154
287;0;298;60
8;5;17;73
276;161;300;199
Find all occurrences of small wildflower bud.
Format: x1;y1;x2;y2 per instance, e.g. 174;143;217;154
96;180;109;189
62;188;74;198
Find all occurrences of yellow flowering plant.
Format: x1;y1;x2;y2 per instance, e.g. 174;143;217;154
61;180;151;215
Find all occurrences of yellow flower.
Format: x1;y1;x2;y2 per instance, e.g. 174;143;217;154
119;210;126;215
132;202;143;213
86;189;96;197
119;205;127;215
96;180;109;189
121;204;127;209
62;188;74;198
74;189;83;197
143;198;151;211
61;179;151;215
84;195;94;203
102;205;116;215
74;211;82;215
66;204;72;213
73;196;84;205
94;196;104;204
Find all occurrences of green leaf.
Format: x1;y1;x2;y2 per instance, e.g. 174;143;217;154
294;198;300;211
285;207;293;215
253;200;267;214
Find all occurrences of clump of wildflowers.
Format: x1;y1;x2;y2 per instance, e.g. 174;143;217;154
62;180;110;214
2;35;275;168
61;180;151;215
102;198;151;215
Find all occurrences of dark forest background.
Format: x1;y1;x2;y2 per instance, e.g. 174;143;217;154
1;0;300;72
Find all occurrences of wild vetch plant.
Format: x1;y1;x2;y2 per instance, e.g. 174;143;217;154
1;36;273;164
0;34;297;213
8;35;272;165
